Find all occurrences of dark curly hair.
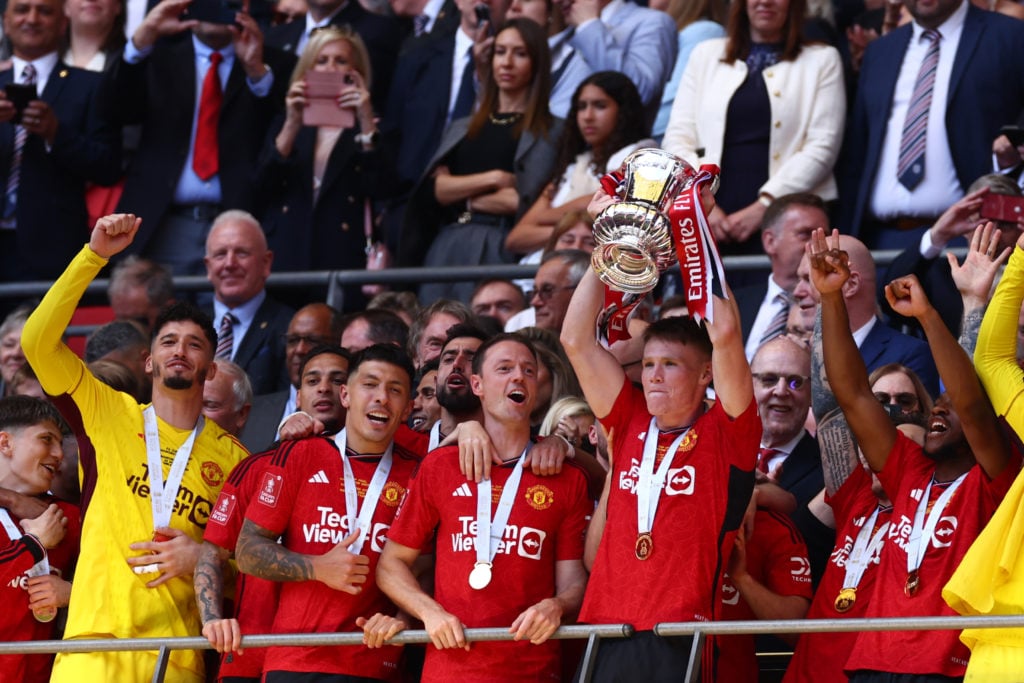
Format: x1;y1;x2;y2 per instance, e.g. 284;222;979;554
547;71;649;200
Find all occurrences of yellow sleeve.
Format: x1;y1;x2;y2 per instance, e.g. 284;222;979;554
975;246;1024;433
22;245;108;397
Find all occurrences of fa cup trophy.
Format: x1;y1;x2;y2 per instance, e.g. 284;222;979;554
591;148;697;294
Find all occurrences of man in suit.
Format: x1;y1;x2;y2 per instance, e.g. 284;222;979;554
839;0;1024;249
264;0;401;114
110;0;293;276
239;302;343;452
0;0;121;283
736;193;828;361
562;0;676;123
793;232;941;396
750;335;831;584
204;211;293;396
389;0;459;48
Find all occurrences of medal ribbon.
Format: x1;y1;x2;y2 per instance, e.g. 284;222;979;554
333;428;394;556
906;473;967;576
143;406;203;531
637;418;691;537
0;508;49;576
428;421;442;452
842;506;889;590
475;446;530;568
667;164;726;324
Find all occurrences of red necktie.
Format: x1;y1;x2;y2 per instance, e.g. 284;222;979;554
193;52;223;181
756;447;777;475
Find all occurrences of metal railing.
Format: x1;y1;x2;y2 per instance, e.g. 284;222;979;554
0;250;914;313
4;614;1024;683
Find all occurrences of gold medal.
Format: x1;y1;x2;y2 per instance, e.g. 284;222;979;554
904;570;920;597
635;532;653;560
834;587;857;613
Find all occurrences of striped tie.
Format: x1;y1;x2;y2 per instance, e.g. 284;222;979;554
2;63;37;229
896;30;941;191
216;312;236;360
758;292;792;348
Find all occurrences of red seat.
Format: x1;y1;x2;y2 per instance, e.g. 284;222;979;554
66;306;116;358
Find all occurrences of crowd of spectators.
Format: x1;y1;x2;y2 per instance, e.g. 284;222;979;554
5;0;1024;680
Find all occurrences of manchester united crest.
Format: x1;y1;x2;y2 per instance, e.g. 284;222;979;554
678;429;698;452
382;481;406;507
525;484;554;511
200;461;225;487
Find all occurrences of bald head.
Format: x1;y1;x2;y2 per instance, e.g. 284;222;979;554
793;232;877;330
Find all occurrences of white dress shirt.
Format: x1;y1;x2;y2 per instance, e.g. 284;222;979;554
744;275;789;361
869;0;968;219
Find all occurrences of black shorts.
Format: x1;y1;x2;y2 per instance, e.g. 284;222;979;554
575;630;696;683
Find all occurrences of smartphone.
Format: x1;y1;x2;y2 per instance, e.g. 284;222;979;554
5;83;37;124
474;4;493;35
302;70;356;129
1000;125;1024;148
981;193;1024;223
185;0;241;25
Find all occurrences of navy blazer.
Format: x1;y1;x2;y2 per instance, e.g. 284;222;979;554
0;62;120;281
265;4;400;115
109;35;294;255
859;318;940;397
839;5;1024;237
209;296;294;396
239;388;289;453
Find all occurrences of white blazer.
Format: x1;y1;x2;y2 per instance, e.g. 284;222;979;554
662;38;846;202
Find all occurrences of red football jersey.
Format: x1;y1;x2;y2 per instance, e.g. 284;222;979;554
387;445;591;683
783;466;889;683
715;508;812;683
203;449;280;680
244;436;421;679
845;432;1020;677
580;378;760;630
0;499;80;683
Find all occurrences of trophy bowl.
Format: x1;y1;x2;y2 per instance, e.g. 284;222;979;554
591;148;695;294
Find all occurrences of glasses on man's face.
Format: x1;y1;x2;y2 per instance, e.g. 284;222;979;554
752;373;809;391
873;391;918;409
284;334;335;348
531;284;574;302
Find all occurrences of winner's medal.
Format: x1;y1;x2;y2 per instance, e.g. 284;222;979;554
635;418;691;562
471;447;529;590
904;570;920;597
635;532;653;560
834;587;857;613
469;562;492;590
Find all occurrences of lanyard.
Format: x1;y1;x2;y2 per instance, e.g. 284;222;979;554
143;406;203;531
333;428;394;556
428;421;442;452
0;508;49;576
842;506;889;589
475;446;529;568
906;472;967;574
637;417;691;535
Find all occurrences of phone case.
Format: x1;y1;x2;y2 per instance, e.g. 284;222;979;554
981;193;1024;223
303;71;355;129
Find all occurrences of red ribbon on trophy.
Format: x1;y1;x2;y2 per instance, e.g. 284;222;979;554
668;164;724;323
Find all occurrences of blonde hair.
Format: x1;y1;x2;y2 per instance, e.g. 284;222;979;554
290;26;372;90
539;396;594;437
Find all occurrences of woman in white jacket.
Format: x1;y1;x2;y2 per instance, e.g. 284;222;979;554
662;0;845;256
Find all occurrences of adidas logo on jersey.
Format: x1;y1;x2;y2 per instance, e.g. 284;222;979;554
308;470;330;484
452;483;472;497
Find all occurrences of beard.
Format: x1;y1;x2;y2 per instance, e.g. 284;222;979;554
156;365;207;391
437;382;479;416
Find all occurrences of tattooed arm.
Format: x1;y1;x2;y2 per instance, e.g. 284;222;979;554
194;541;242;654
811;309;859;498
235;519;369;593
950;223;1011;355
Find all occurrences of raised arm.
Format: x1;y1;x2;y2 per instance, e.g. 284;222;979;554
22;214;142;397
886;275;1012;479
560;267;627;419
706;288;753;418
811;229;896;471
974;234;1024;435
949;222;1011;356
811;309;860;498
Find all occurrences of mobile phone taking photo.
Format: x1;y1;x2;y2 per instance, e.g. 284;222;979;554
5;83;38;125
